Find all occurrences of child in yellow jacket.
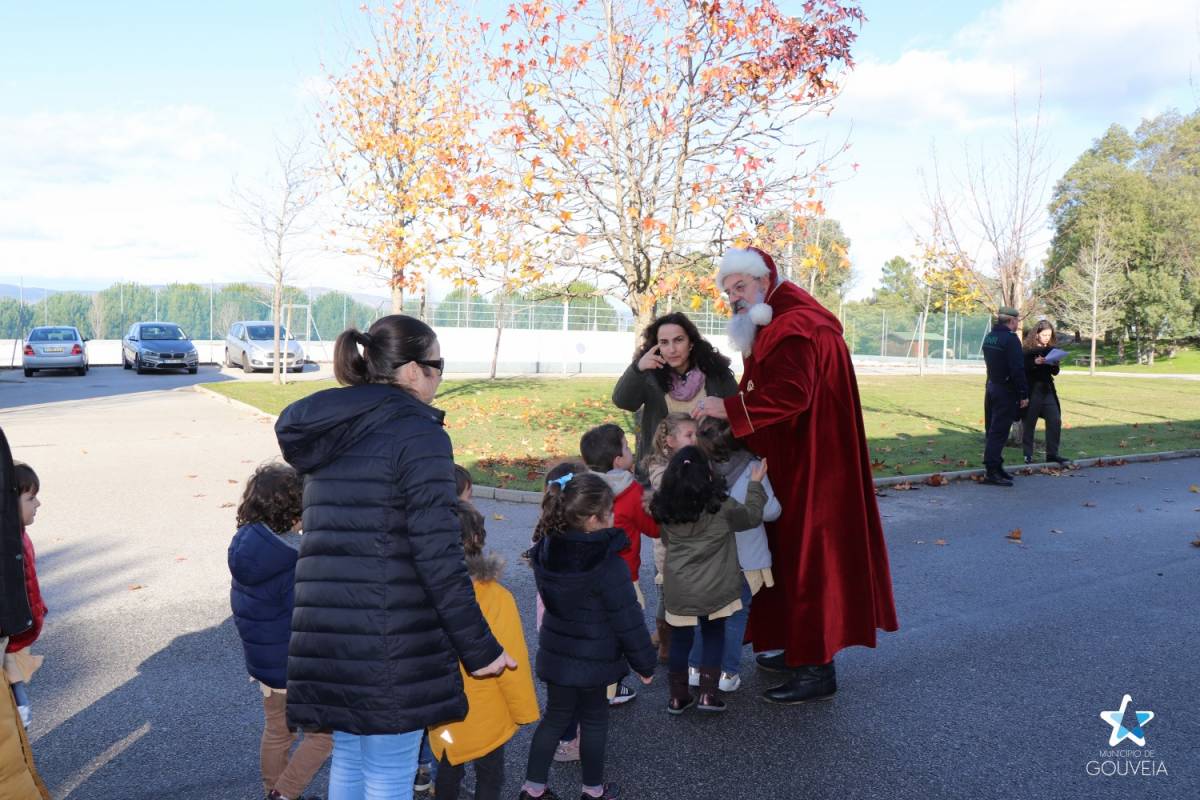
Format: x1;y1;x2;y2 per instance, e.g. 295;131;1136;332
429;501;539;800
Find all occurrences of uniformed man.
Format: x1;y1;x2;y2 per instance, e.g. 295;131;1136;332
981;306;1028;486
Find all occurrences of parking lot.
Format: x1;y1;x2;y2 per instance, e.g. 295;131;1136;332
1;366;1197;799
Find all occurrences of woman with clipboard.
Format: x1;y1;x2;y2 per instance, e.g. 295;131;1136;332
1021;320;1071;465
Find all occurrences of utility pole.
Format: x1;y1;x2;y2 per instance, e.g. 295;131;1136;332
942;289;950;373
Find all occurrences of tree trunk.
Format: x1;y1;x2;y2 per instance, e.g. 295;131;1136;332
283;303;294;386
391;269;404;314
272;276;283;386
490;296;506;380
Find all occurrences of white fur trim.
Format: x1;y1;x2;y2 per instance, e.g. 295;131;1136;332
748;303;773;325
717;248;770;285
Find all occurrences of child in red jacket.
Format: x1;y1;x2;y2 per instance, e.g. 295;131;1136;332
580;424;657;706
6;463;48;729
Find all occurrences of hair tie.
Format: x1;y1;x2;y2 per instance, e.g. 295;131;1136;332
550;472;574;489
358;331;373;347
682;459;691;465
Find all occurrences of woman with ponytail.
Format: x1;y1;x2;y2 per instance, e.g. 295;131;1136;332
519;473;656;800
275;314;514;798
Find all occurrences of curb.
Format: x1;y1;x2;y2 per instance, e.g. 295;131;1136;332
187;387;1200;502
875;448;1200;489
190;385;281;422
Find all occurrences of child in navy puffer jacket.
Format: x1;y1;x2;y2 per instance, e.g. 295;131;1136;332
229;463;331;800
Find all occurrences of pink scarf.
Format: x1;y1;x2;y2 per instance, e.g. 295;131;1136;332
668;367;705;402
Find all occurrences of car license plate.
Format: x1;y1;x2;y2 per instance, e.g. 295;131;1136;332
165;359;183;364
46;346;64;353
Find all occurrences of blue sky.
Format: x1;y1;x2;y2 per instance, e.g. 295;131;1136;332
3;1;1198;300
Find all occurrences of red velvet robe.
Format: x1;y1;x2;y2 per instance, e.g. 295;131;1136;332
723;281;898;665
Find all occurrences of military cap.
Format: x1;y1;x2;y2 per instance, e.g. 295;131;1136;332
997;306;1020;317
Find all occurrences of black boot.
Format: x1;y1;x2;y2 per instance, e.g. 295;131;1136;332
999;465;1016;480
755;651;795;674
667;670;694;715
762;661;837;705
1048;455;1072;466
697;667;726;712
982;470;1013;487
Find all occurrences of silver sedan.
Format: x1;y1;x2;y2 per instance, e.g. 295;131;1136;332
22;326;89;377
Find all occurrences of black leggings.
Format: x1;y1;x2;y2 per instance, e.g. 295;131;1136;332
436;744;505;800
525;683;609;787
669;615;724;673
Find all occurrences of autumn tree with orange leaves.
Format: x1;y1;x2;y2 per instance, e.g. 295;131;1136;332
488;0;863;327
321;0;487;314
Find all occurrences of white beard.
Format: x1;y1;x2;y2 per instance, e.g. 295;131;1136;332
726;286;772;354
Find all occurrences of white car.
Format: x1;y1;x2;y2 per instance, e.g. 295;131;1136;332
22;326;88;377
223;321;306;373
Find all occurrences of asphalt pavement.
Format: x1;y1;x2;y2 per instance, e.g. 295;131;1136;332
0;366;1196;800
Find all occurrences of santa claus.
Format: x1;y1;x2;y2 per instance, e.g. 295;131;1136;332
693;246;899;704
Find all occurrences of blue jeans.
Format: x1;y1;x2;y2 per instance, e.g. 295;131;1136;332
688;577;753;675
329;729;422;800
418;731;438;777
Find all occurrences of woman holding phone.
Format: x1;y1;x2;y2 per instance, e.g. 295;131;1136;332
1021;319;1070;465
612;312;739;469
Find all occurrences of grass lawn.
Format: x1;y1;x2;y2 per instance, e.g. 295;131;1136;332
207;374;1200;490
1059;343;1200;374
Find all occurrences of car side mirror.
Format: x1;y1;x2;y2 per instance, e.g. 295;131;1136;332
82;337;90;343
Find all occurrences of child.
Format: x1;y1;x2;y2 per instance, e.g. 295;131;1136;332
415;463;475;792
639;413;698;662
5;463;48;729
428;501;539;800
649;446;767;714
579;423;657;705
455;464;474;501
689;417;780;692
228;463;331;800
520;472;656;800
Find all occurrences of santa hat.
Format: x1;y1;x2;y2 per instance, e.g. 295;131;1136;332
717;247;778;325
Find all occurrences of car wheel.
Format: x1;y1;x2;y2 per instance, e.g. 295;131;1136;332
78;365;87;376
223;348;233;368
242;352;253;374
23;368;33;378
188;367;198;375
122;352;131;369
135;355;147;375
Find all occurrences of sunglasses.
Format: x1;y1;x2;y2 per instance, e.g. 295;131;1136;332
394;358;444;375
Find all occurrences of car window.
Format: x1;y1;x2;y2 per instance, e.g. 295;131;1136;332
247;325;291;340
230;324;242;338
28;328;78;342
140;325;186;341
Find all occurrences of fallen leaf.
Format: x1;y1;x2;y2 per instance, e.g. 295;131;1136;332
1190;484;1199;493
892;481;915;491
80;449;88;455
186;474;198;479
219;502;235;509
934;538;947;546
1006;528;1022;541
227;479;238;484
1082;501;1096;508
193;493;206;498
1192;538;1200;548
1050;528;1063;534
175;556;187;562
129;584;145;591
926;474;947;487
493;513;506;521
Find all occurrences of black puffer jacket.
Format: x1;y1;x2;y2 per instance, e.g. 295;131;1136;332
276;382;502;735
532;527;656;688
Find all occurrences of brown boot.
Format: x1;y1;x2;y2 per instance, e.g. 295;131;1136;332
667;670;694;715
697;667;726;712
656;619;671;664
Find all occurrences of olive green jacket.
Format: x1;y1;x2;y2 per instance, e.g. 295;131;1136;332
661;481;766;618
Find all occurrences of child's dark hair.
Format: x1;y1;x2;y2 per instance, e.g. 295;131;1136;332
236;463;304;534
649;446;727;525
333;313;438;388
456;500;487;557
13;462;38;495
580;423;626;472
534;472;614;541
696;417;741;463
454;465;473;498
531;461;589;545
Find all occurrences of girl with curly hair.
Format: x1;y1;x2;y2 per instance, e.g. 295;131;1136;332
649;446;767;715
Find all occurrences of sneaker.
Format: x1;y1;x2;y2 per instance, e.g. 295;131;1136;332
609;682;637;706
580;782;621;799
553;737;580;762
718;671;741;692
413;763;432;792
1023;455;1033;464
687;666;700;687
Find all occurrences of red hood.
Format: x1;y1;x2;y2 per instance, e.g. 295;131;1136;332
752;281;843;361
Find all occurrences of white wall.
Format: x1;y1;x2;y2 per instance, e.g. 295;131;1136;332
1;328;746;376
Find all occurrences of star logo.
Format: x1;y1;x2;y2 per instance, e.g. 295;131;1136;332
1100;694;1154;747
